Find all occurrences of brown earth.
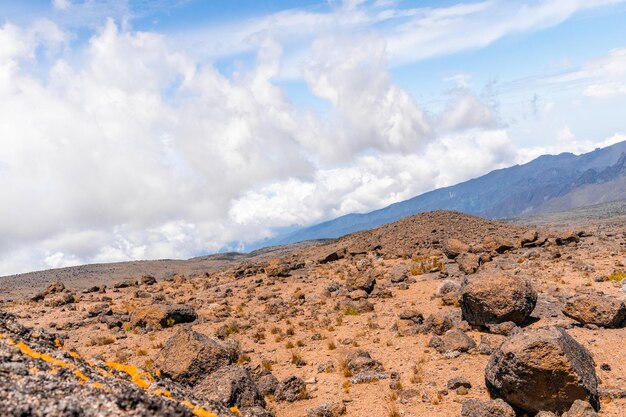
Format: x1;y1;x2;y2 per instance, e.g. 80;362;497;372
1;209;625;416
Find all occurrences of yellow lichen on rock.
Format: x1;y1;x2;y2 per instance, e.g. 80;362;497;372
105;361;153;389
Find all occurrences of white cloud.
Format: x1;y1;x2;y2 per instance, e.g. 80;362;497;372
515;131;626;164
437;89;497;132
173;0;625;79
0;16;525;276
584;82;626;98
52;0;72;11
302;34;432;158
230;128;516;230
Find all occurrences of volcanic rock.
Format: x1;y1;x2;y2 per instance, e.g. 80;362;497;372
485;326;599;414
562;294;626;328
155;327;237;386
460;274;537;326
131;304;197;329
461;399;515;417
193;365;265;408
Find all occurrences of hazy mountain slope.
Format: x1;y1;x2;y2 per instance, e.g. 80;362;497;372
253;141;626;248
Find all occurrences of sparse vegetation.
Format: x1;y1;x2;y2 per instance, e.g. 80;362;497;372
410;255;445;275
344;307;359;316
608;272;626;281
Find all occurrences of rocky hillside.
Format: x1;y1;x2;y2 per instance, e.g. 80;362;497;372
256;140;626;248
1;210;625;416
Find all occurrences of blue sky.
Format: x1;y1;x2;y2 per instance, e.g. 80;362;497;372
1;0;626;274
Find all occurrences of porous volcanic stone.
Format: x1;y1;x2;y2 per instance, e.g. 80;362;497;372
562;294;626;328
155;327;237;386
460;274;537;326
485;326;599;414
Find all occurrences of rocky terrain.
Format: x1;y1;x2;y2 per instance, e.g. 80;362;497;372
1;210;625;416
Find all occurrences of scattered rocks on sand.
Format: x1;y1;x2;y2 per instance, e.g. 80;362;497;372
460;274;537;326
562;294;626;328
485;326;599;414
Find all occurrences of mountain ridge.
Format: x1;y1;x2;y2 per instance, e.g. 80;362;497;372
252;141;626;248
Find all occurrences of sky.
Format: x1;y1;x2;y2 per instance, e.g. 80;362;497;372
1;0;626;275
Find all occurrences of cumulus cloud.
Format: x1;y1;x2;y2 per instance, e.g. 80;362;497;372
0;15;521;275
437;89;497;132
302;34;432;158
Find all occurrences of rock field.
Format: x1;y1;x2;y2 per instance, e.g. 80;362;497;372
1;210;625;416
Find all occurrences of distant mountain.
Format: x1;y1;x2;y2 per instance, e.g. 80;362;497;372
251;141;626;248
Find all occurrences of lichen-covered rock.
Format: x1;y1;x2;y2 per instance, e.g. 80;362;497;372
155;327;237;386
461;399;515;417
460;274;537;326
485;326;599;414
562;294;626;328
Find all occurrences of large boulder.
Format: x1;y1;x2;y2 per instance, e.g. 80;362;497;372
193;365;265;408
32;279;66;301
485;326;599;414
131;304;197;329
460;274;537;326
154;328;238;385
461;399;515;417
562;294;626;328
